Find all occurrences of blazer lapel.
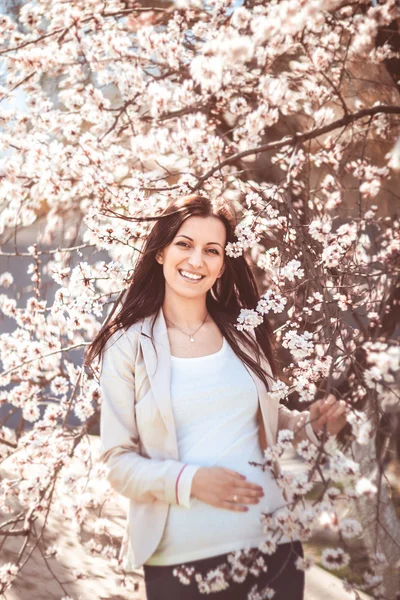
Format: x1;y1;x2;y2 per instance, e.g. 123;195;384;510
139;307;180;459
236;335;277;451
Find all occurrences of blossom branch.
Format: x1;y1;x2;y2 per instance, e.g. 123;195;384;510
193;105;400;190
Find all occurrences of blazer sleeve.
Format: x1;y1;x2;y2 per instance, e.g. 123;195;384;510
98;329;199;507
278;404;320;446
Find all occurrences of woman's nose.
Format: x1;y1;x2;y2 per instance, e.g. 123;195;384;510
188;249;204;268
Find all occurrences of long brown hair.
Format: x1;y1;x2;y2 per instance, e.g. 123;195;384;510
84;194;278;391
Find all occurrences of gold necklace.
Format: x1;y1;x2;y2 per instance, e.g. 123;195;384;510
165;312;208;342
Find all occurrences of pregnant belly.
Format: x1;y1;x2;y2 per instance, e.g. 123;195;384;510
157;461;286;557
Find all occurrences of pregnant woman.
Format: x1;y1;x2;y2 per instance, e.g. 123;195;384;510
85;194;347;599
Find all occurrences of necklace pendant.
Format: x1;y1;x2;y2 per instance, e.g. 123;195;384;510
190;336;195;342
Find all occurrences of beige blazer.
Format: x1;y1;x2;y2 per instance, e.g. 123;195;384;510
99;307;318;570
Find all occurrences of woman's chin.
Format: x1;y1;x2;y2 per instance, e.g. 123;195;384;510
166;282;210;299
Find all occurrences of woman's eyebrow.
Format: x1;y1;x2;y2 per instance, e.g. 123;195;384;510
176;234;223;248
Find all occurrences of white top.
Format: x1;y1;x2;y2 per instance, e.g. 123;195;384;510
145;337;291;566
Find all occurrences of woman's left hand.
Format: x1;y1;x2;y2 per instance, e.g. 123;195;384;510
309;394;348;438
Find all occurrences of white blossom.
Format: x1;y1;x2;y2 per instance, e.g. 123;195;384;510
321;548;350;570
295;556;315;571
235;308;263;332
0;272;13;288
0;563;19;588
280;259;304;282
277;429;294;449
282;330;314;360
339;518;363;539
256;290;287;314
355;477;378;497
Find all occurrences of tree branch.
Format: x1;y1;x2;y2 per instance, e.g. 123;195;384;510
193;105;400;190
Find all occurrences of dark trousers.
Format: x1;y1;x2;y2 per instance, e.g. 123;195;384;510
143;541;304;599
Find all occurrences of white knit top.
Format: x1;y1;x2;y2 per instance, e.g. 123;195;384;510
145;337;290;566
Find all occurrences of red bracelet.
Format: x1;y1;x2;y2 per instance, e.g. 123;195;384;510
175;464;188;504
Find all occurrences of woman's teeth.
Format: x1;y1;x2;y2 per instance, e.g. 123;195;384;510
179;270;204;281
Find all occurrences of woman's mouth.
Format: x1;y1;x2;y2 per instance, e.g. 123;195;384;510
178;269;205;283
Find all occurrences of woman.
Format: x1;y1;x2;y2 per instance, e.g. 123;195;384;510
85;194;347;599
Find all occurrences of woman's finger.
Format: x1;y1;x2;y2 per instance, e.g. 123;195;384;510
317;403;338;427
320;399;347;422
309;399;323;421
222;468;247;481
327;404;347;425
313;400;348;436
329;402;346;417
319;395;337;413
327;403;348;434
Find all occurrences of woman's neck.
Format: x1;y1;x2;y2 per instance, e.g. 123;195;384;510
161;295;209;331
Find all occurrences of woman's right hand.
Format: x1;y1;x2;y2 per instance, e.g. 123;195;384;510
191;467;264;512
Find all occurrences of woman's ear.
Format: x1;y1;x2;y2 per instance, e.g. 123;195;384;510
218;264;225;278
155;253;163;264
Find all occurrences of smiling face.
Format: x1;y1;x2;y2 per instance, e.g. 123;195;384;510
155;215;226;300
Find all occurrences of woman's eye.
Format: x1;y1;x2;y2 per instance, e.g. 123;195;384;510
176;242;218;255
